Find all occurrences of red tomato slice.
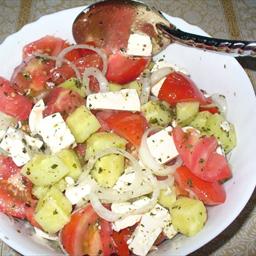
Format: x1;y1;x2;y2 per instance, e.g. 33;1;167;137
112;229;131;256
99;219;117;256
106;53;150;84
174;166;226;205
43;87;85;118
11;58;55;93
173;127;232;182
23;36;66;58
60;205;101;256
0;175;35;219
0;77;32;120
0;155;21;179
96;111;148;146
199;105;219;114
158;72;208;106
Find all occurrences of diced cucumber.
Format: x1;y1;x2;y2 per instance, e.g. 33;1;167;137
158;187;176;209
57;149;82;180
170;197;207;237
190;111;212;131
54;179;67;192
176;101;199;126
32;186;49;199
91;154;125;188
108;81;142;96
141;100;173;127
35;187;72;234
205;114;236;153
21;154;69;186
85;132;127;160
66;105;101;143
58;78;86;97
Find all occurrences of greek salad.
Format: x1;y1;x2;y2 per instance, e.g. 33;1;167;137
0;33;236;256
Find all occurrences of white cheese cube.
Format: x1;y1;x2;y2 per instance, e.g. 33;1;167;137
29;99;45;135
86;89;141;112
128;204;170;256
113;167;136;193
0;127;43;166
65;180;92;205
147;126;178;164
38;113;75;153
163;222;178;239
126;33;152;57
111;197;150;232
220;120;230;132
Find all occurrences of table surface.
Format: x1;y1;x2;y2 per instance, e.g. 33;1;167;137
0;0;255;255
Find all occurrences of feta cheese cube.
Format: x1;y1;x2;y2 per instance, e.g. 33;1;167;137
38;113;75;153
147;126;178;164
29;99;45;135
111;197;150;232
220;120;230;132
163;222;178;239
128;204;170;256
0;127;43;166
65;180;92;205
126;33;152;57
86;89;141;112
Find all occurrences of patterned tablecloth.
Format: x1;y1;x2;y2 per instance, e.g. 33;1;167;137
0;0;255;255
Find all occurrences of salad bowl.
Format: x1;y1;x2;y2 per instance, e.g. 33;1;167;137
0;5;255;256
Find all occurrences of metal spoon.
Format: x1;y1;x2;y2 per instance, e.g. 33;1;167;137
72;0;256;57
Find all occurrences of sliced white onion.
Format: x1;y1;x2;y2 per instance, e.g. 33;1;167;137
150;67;173;86
139;71;151;104
89;192;121;222
56;44;108;75
82;67;108;95
139;128;179;176
210;93;228;115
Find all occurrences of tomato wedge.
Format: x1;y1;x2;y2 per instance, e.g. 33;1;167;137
11;57;55;93
60;204;119;256
112;228;131;256
158;72;208;105
43;87;85;118
60;205;101;256
23;36;66;59
175;166;226;205
0;172;35;219
173;127;232;182
0;77;32;120
106;53;150;84
96;111;148;146
0;155;21;179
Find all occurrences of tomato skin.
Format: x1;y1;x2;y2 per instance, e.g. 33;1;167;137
99;219;117;256
173;127;232;182
106;53;150;84
60;205;101;256
175;166;226;205
23;36;66;58
0;156;21;179
96;111;148;146
0;77;32;121
112;229;131;256
199;105;219;114
43;87;85;118
158;72;208;106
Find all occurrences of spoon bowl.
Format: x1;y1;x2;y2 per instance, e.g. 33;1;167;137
73;0;256;57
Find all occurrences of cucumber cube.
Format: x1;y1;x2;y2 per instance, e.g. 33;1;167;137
176;101;199;126
66;106;101;143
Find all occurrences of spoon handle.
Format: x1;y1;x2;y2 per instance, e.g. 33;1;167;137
156;23;256;57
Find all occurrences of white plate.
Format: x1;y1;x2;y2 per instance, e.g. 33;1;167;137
0;6;256;256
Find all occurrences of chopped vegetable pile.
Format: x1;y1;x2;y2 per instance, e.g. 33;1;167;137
0;34;236;256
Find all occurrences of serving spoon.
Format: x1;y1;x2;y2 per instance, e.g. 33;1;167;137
72;0;256;57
